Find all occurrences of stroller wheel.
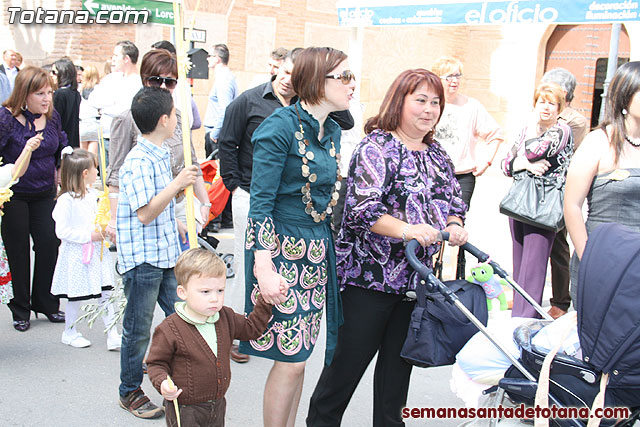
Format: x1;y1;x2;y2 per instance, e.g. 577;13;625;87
222;253;235;279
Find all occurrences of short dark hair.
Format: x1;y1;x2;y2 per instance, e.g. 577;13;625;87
270;47;288;61
116;40;139;64
54;58;78;90
140;49;178;83
131;87;174;134
291;47;347;105
365;69;445;145
151;40;176;55
213;44;230;65
286;47;303;64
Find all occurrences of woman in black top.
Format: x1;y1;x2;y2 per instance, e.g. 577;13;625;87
52;58;81;148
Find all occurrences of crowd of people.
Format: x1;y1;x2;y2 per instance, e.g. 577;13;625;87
1;39;640;427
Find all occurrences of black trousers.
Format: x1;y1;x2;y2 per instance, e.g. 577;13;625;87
307;286;415;427
455;172;476;209
2;189;60;321
550;227;571;310
454;173;476;279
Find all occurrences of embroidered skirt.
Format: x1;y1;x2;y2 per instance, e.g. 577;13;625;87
239;216;337;363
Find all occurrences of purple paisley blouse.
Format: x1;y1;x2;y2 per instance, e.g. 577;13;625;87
336;129;467;295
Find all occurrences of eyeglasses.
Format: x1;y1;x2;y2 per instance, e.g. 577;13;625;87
441;73;462;82
326;70;356;85
146;76;178;90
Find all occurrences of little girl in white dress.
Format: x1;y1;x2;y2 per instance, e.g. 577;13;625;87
51;147;120;349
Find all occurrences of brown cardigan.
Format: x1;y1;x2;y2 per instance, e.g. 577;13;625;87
147;295;272;405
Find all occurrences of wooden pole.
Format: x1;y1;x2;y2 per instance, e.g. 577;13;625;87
173;0;197;248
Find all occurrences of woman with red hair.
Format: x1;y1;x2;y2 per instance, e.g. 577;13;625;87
307;69;468;427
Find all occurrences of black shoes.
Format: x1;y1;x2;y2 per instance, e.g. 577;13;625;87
12;310;65;331
13;320;30;332
33;310;66;323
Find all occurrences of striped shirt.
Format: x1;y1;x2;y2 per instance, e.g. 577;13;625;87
116;136;179;273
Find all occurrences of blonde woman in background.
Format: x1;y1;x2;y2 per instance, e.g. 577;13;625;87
79;65;101;156
432;56;503;277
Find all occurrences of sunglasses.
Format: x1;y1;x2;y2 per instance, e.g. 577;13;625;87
326;70;355;85
146;76;178;90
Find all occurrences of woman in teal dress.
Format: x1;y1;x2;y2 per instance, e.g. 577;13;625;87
239;47;356;426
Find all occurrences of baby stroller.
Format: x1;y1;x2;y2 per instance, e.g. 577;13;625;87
198;158;234;278
405;224;640;427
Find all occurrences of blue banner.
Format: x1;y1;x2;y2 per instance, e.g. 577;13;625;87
337;1;640;26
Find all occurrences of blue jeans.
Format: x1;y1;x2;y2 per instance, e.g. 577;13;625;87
119;263;178;397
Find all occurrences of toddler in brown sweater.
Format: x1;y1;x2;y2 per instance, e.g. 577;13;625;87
147;248;273;426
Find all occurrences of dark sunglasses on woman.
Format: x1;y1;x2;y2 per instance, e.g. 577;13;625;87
326;70;355;85
146;76;178;90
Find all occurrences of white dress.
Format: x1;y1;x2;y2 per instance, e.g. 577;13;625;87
50;188;114;300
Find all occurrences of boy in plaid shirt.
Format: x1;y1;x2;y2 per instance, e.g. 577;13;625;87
116;87;198;419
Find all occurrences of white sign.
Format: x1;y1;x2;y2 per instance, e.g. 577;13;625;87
184;28;206;43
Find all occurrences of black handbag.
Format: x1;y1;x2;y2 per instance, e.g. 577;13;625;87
401;279;488;368
499;171;565;233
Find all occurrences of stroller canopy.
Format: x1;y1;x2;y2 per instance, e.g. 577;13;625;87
578;222;640;388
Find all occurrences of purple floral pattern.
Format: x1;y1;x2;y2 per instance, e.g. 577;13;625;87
336;129;467;294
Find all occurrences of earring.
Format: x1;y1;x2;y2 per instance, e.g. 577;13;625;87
21;105;27;112
622;108;628;115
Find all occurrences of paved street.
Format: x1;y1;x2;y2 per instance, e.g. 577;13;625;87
1;166;552;426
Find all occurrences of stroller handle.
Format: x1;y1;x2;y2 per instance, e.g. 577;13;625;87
405;231;490;278
406;231;554;322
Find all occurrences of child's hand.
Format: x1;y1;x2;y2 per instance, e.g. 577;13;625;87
91;230;104;241
160;379;183;401
256;268;289;305
25;133;43;152
279;282;289;296
174;165;198;191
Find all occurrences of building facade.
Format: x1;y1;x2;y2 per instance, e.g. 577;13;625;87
2;1;638;153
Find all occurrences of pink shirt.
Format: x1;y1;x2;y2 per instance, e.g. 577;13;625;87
434;96;503;174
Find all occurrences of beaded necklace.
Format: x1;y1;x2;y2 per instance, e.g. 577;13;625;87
624;135;640;148
294;104;342;223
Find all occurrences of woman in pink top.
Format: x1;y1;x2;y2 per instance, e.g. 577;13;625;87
432;56;503;276
433;56;504;207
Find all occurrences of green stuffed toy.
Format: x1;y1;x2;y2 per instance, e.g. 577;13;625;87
466;263;509;311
